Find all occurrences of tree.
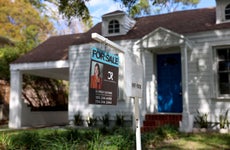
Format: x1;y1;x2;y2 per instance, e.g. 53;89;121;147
115;0;200;16
0;0;54;81
0;1;67;111
56;0;200;20
151;0;200;14
0;0;54;42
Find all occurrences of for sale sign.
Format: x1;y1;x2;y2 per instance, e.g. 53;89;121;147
88;48;119;105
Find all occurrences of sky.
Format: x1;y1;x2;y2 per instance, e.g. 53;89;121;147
48;0;216;34
86;0;216;25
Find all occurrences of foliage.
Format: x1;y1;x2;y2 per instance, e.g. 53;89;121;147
86;115;97;127
56;0;201;20
194;110;208;128
0;0;54;42
105;128;135;150
74;111;84;126
58;0;93;27
0;0;54;81
129;0;151;17
219;109;229;129
152;0;200;13
9;131;42;149
142;124;179;148
0;46;20;81
0;127;230;149
100;112;110;127
115;112;125;127
114;0;200;17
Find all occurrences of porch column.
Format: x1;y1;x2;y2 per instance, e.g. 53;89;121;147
180;44;194;132
9;70;22;128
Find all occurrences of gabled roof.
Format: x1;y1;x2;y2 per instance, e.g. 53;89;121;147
13;7;230;64
102;10;125;17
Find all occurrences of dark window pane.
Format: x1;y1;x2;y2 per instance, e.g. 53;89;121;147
219;73;229;83
225;4;230;20
218;61;230;71
219;83;230;94
217;49;228;60
226;9;230;14
108;19;120;34
108;29;113;33
115;28;119;33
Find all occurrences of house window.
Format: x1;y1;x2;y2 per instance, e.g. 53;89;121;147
108;20;120;34
225;4;230;20
216;48;230;97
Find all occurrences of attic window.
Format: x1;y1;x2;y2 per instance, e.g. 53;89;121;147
108;20;120;34
225;4;230;20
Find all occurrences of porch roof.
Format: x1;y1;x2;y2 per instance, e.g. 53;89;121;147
13;7;230;64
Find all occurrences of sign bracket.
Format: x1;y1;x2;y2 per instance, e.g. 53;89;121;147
91;33;125;54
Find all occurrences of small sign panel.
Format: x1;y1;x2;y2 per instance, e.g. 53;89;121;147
125;52;143;98
89;48;119;105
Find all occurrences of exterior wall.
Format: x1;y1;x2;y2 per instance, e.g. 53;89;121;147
186;29;230;123
21;102;68;127
142;50;156;113
68;43;137;125
68;28;230;130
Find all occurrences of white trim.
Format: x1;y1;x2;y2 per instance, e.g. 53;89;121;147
135;27;193;50
136;27;185;45
10;60;69;71
187;29;230;40
212;46;230;99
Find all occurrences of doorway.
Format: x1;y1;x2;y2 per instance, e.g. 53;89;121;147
157;53;182;113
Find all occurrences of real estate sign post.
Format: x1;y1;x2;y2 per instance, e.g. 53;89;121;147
91;33;142;150
88;47;119;105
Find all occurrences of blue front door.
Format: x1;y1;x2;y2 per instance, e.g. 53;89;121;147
157;53;182;113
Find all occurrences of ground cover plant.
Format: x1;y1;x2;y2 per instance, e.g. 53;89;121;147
0;125;229;149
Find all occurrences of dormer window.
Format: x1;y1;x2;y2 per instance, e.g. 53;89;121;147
102;11;135;36
225;4;230;20
108;20;120;34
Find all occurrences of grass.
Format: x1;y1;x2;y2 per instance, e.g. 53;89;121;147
154;133;230;150
0;125;229;150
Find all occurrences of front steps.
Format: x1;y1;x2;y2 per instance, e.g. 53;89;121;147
141;114;182;132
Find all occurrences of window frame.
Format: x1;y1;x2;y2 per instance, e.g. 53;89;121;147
108;19;120;34
225;4;230;20
214;47;230;99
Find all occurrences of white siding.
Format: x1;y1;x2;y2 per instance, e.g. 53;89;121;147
68;44;135;124
186;30;230;122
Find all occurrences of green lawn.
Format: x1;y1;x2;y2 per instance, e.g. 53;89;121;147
0;125;229;150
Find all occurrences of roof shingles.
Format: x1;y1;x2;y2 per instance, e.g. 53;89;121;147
13;8;230;64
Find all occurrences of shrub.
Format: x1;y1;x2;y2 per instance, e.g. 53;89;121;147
219;109;229;129
86;115;97;127
115;113;125;127
9;131;42;149
100;112;110;127
74;111;83;126
194;110;208;128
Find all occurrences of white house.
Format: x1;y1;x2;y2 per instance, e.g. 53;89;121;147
9;0;230;132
